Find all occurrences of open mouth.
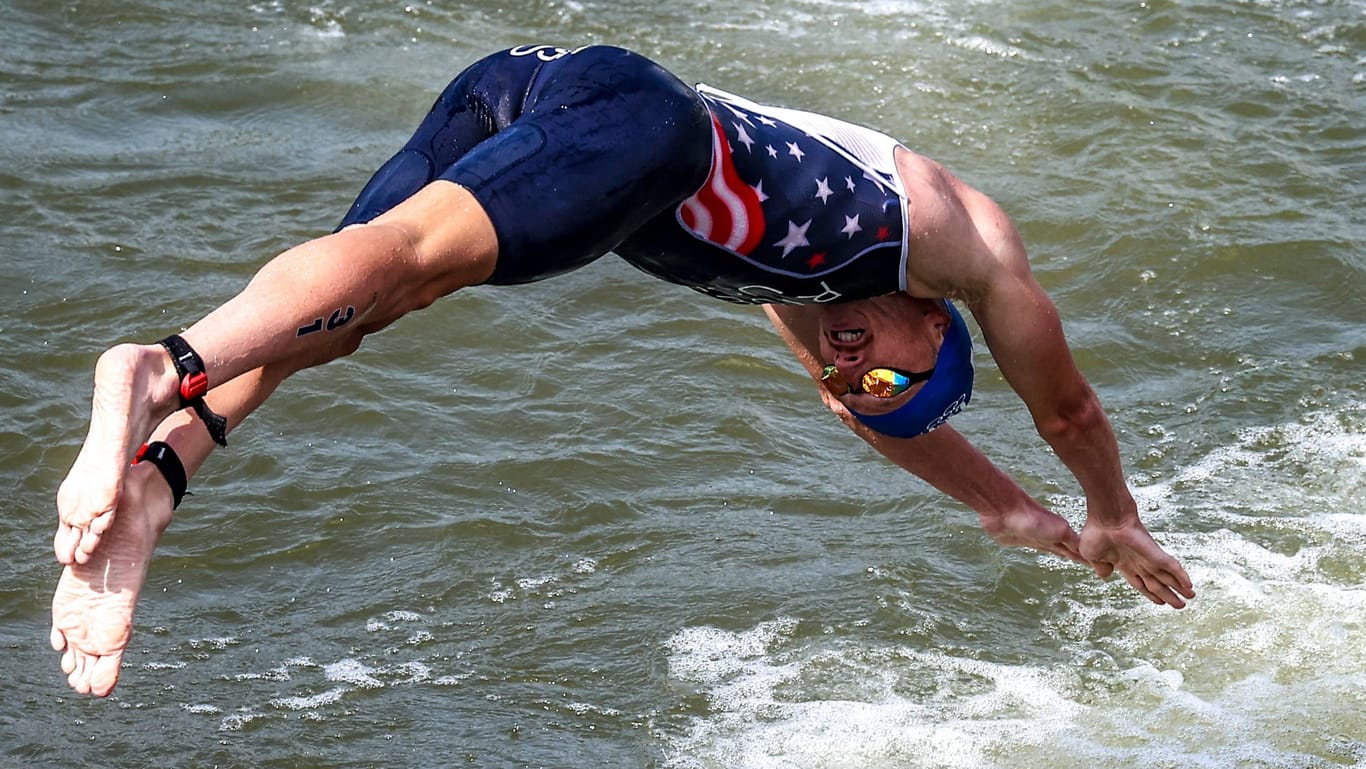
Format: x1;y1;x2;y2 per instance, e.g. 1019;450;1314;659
830;328;865;345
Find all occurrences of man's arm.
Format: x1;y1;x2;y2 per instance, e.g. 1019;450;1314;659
764;304;1085;565
895;151;1193;607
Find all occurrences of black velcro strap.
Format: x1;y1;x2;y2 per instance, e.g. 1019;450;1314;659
135;441;189;509
158;334;228;447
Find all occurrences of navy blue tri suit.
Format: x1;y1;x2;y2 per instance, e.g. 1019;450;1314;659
339;45;976;438
338;44;914;307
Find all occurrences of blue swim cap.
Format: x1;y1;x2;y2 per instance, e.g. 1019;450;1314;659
848;300;974;438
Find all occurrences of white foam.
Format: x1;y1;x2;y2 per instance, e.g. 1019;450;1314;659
516;574;557;591
306;19;344;39
390;660;431;684
218;711;266;732
947;35;1030;60
1131;401;1365;524
269;687;348;711
664;404;1366;768
233;656;312;682
368;609;426;633
185;636;239;651
488;583;515;604
142;661;186;670
322;658;384;689
489;565;587;604
433;672;474;686
565;701;623;717
665;624;1084;769
664;614;1365;768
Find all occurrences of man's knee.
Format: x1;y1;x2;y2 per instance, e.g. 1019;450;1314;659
370;181;500;295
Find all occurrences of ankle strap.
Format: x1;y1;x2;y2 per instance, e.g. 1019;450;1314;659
158;335;228;446
134;441;188;509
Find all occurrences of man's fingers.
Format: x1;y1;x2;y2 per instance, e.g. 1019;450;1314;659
1145;575;1186;609
1125;569;1189;609
1169;567;1196;598
1016;533;1086;565
1056;529;1085;564
1118;567;1155;602
1053;540;1087;565
1159;567;1196;599
1137;560;1196;605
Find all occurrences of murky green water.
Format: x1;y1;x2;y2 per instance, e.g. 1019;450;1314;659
2;1;1363;766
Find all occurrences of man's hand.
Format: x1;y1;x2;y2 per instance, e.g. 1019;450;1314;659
978;506;1087;565
1079;518;1194;608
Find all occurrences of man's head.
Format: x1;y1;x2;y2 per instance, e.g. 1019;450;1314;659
815;294;974;438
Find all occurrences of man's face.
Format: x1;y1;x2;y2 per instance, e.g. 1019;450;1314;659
816;294;950;415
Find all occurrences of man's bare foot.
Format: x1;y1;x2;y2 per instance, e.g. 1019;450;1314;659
51;462;174;697
55;344;180;565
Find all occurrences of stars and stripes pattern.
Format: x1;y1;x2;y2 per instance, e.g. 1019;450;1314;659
677;114;767;255
674;90;905;281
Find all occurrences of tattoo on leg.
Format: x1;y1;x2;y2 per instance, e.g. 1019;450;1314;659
297;306;356;337
327;306;355;331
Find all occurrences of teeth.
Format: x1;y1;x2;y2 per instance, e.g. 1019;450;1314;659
833;329;864;343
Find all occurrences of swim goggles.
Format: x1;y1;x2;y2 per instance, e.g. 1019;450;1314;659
843;299;976;439
820;364;935;399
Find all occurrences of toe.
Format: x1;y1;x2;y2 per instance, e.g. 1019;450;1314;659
54;525;79;563
66;651;88;692
78;528;102;560
88;512;113;536
90;655;122;697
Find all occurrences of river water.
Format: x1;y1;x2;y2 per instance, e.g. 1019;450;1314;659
1;0;1363;767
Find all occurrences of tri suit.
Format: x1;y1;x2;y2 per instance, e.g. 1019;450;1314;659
338;45;912;306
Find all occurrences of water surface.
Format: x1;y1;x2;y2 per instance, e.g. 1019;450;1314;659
2;1;1363;766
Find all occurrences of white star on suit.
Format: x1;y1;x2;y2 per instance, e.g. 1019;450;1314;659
774;219;812;257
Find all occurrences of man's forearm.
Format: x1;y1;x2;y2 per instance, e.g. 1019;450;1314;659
1033;384;1138;525
858;422;1037;518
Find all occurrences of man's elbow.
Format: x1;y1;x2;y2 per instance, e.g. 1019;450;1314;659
1032;389;1107;446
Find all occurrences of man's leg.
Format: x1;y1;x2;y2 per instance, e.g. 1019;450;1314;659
54;181;497;565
